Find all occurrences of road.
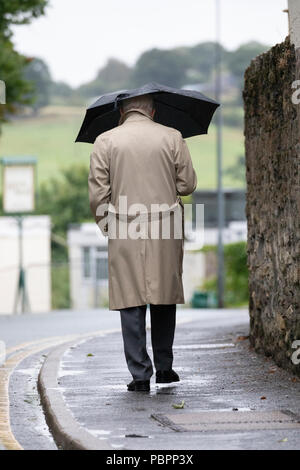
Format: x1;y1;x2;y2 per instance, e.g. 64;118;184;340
10;307;300;451
0;307;248;349
1;307;300;451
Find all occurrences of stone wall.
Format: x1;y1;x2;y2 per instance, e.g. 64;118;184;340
243;37;300;375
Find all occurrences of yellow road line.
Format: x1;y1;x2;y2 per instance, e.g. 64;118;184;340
5;328;120;356
0;318;196;449
0;328;120;450
0;338;74;450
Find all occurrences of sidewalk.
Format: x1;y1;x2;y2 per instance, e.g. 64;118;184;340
40;312;300;450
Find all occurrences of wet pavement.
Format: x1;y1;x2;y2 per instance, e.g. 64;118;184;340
4;308;244;450
54;310;300;450
9;349;57;450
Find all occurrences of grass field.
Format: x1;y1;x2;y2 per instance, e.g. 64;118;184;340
0;106;245;190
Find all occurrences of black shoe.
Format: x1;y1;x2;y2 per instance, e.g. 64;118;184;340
127;380;150;392
156;369;180;384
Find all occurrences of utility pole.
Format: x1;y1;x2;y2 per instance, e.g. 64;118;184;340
13;215;30;314
215;0;225;308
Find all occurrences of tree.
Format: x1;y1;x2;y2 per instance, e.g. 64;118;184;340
37;165;91;311
51;81;73;99
225;155;246;185
0;1;48;128
37;165;91;236
132;48;190;88
0;38;33;124
0;1;47;39
77;58;132;98
187;41;228;84
227;41;269;85
23;57;52;111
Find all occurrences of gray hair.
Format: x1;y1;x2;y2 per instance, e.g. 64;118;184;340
120;94;154;116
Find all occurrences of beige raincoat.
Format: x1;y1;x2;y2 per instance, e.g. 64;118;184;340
88;109;197;310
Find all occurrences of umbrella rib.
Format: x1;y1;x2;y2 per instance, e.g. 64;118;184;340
153;96;207;132
86;99;206;135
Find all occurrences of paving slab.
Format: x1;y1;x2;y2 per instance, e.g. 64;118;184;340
42;311;300;450
153;410;300;432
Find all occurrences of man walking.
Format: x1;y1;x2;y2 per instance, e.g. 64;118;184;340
88;94;197;391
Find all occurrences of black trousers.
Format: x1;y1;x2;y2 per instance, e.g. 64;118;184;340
120;304;176;381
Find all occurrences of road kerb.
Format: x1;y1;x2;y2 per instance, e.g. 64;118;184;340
38;338;111;451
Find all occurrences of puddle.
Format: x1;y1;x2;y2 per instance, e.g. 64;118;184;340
193;407;253;413
50;386;67;393
89;429;111;438
0;340;6;366
62;350;73;359
172;343;235;350
96;384;129;391
58;368;85;378
11;355;56;448
181;374;215;385
15;368;38;376
34;422;54;437
207;395;245;405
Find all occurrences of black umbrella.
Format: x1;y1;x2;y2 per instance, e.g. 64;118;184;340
75;82;220;143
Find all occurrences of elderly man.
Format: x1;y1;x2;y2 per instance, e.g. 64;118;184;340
88;94;197;392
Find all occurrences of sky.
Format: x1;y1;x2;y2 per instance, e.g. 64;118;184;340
12;0;289;87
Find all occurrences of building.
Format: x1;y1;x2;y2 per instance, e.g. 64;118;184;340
67;191;247;309
67;221;206;309
0;215;51;314
68;223;109;310
192;189;246;227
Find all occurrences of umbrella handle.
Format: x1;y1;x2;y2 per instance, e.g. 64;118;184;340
114;93;130;110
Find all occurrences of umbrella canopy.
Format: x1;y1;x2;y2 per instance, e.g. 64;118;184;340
75;82;220;143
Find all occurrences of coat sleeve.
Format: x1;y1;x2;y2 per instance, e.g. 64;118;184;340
88;136;111;236
173;132;197;196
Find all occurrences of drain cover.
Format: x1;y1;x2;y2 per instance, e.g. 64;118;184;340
152;410;300;432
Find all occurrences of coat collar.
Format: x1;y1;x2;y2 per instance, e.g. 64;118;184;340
119;108;153;125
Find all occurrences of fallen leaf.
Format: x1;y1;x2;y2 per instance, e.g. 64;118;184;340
279;438;288;443
291;377;299;383
236;335;249;342
87;353;94;357
260;396;267;400
172;400;185;409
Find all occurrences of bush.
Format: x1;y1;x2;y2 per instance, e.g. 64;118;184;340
51;260;70;310
222;106;244;127
201;241;248;307
36;165;92;309
37;164;91;235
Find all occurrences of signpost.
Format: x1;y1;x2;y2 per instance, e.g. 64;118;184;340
1;157;37;314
